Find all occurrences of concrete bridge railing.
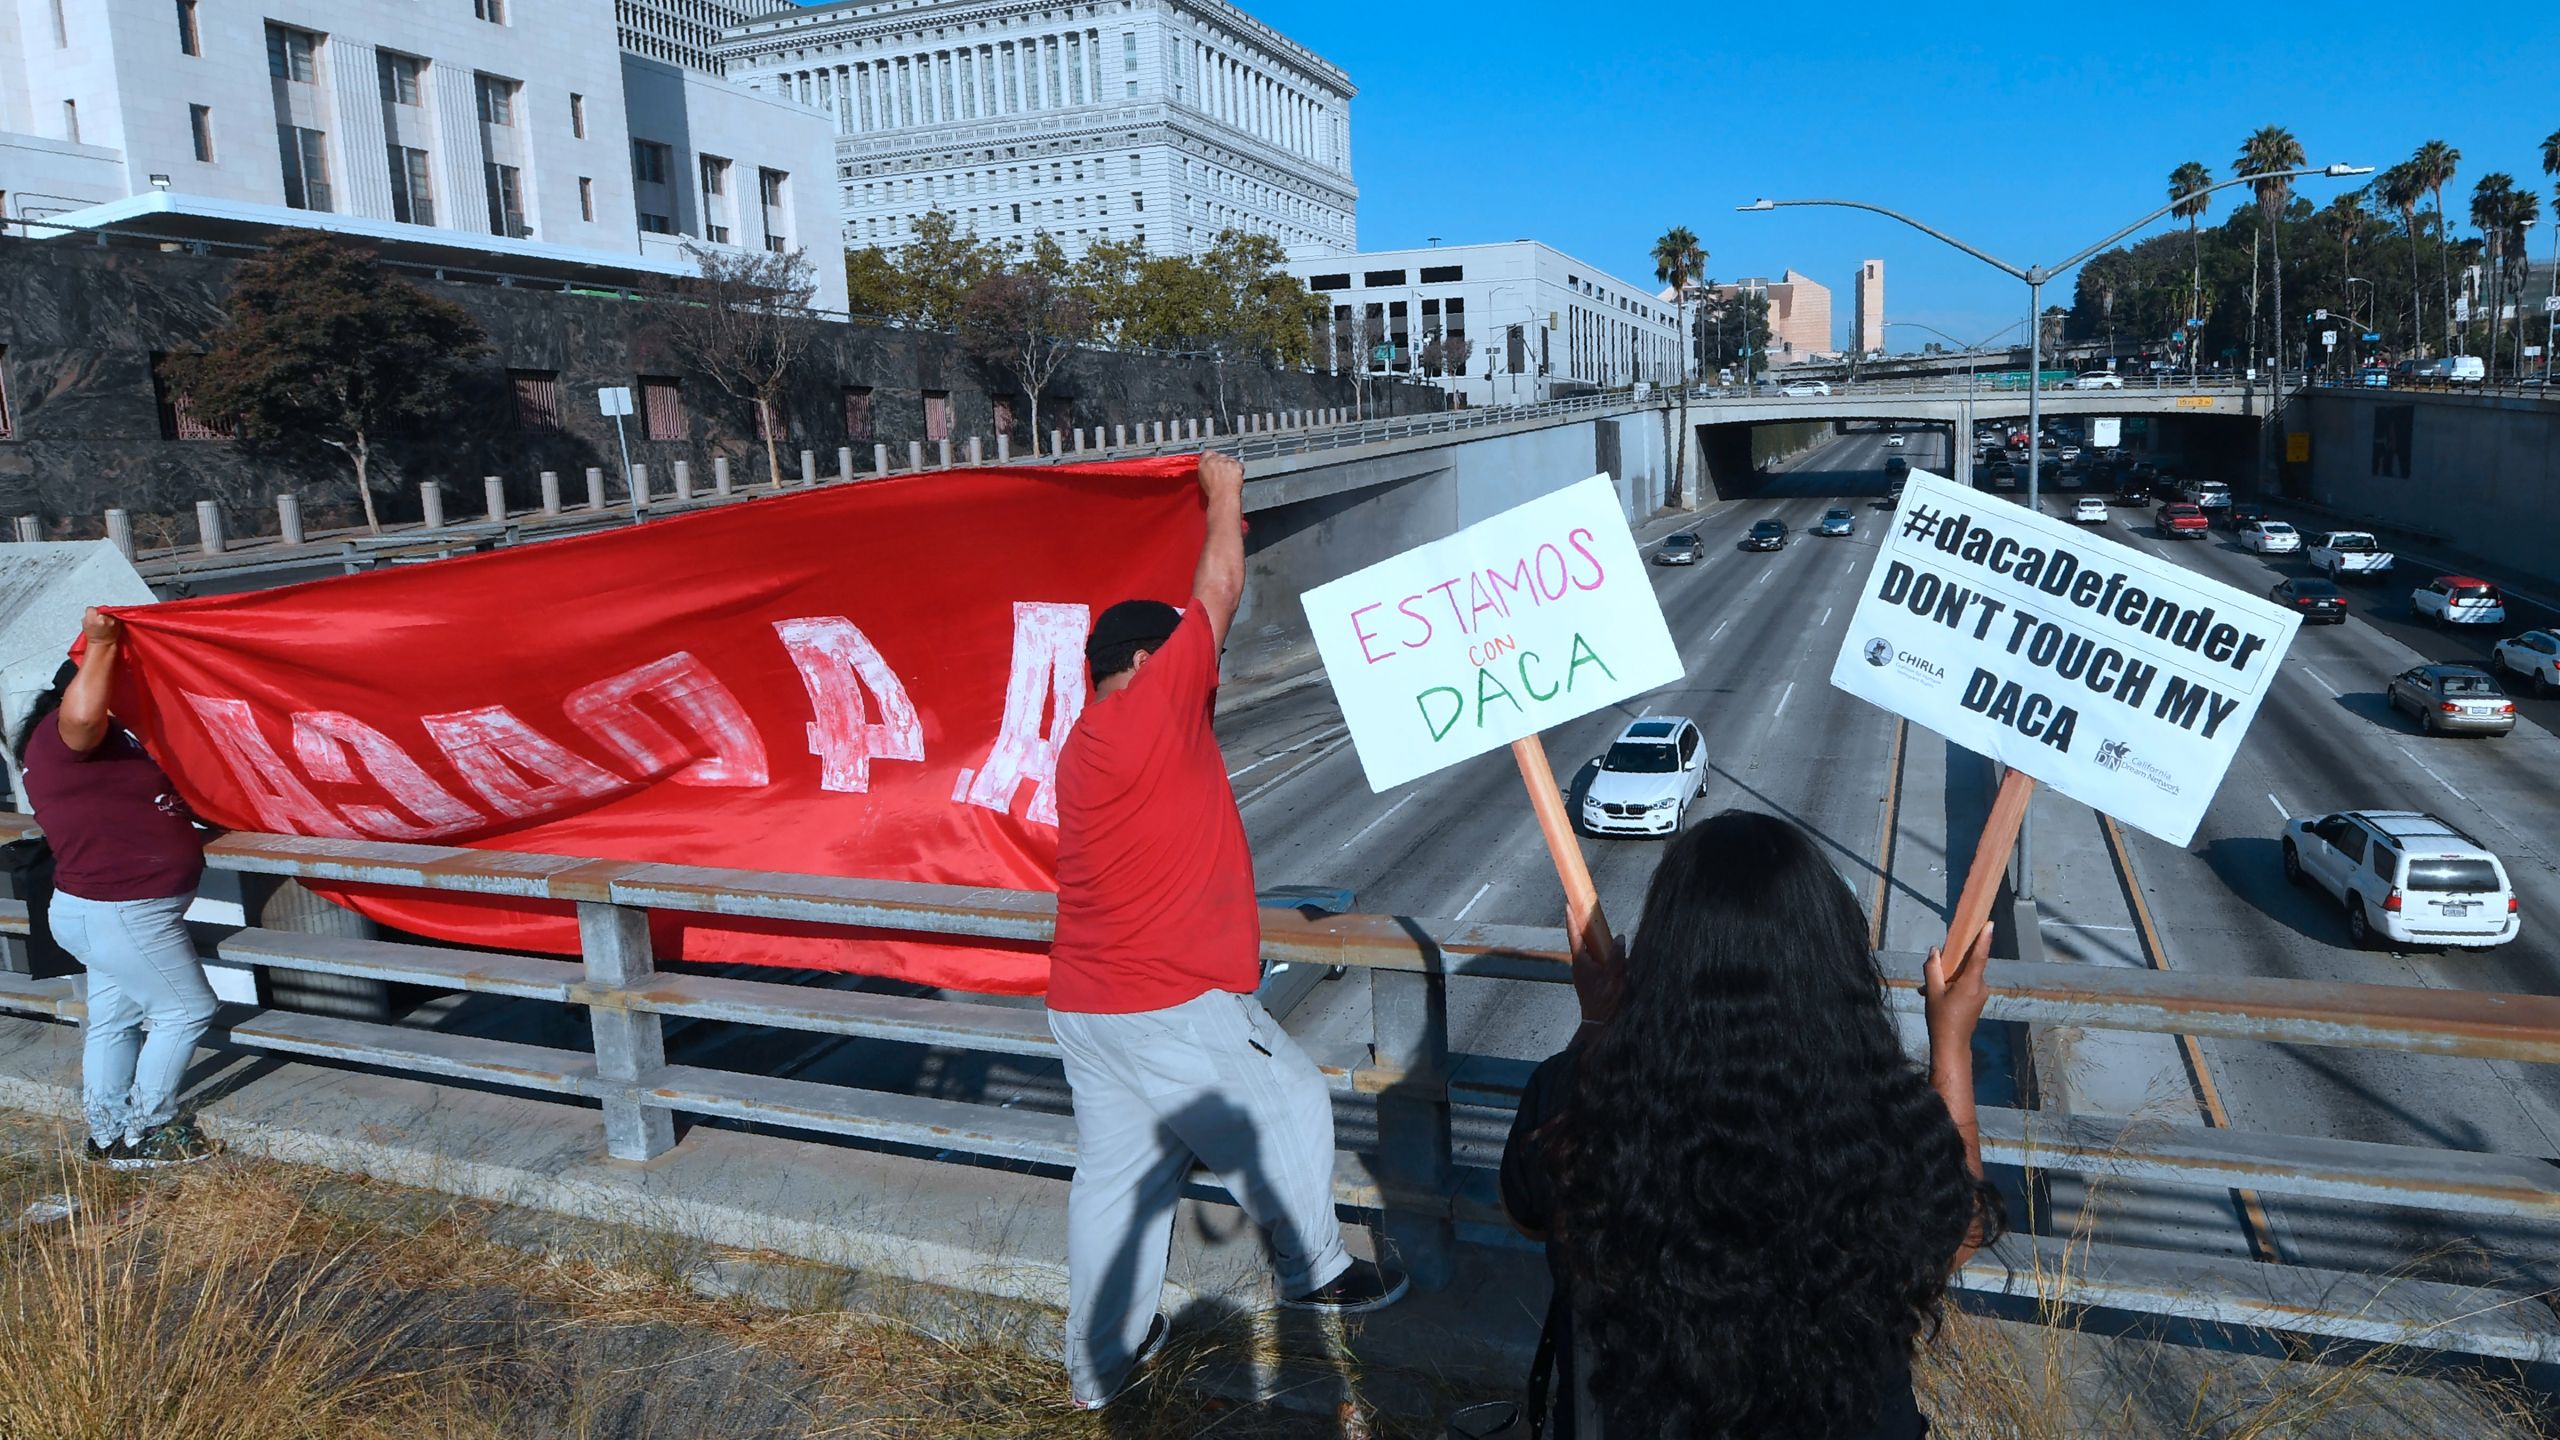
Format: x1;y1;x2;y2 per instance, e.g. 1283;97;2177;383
2;814;2557;1360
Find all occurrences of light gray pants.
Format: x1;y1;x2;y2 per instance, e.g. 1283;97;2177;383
51;890;216;1146
1049;987;1351;1404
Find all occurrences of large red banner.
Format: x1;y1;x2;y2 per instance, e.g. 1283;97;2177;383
102;457;1206;994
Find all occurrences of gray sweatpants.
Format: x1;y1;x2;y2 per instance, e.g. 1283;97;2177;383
1049;987;1352;1404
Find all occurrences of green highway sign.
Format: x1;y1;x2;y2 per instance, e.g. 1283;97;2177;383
1371;344;1396;364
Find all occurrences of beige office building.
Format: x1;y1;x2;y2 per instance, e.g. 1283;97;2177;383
1855;258;1883;356
1698;269;1832;363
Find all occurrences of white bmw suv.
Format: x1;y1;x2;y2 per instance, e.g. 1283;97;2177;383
2281;810;2518;950
1580;718;1709;838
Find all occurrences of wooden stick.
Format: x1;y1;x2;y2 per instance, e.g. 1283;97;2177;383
1510;734;1610;966
1946;767;2037;965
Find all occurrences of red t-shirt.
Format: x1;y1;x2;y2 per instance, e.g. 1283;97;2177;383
21;714;206;902
1047;607;1260;1014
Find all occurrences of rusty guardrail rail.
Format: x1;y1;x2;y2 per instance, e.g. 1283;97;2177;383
2;817;2557;1359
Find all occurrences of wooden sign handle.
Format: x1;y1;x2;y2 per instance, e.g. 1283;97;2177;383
1509;734;1612;974
1945;767;2036;968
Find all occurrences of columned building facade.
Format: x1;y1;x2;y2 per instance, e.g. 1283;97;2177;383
715;0;1356;260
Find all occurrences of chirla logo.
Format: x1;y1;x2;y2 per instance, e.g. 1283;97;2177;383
1864;637;1895;668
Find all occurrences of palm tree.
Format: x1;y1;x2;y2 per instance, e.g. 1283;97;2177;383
1651;225;1706;506
2239;126;2305;377
2411;139;2461;356
2469;174;2513;368
2541;132;2560;378
2508;189;2542;376
2170;161;2213;382
2378;163;2425;353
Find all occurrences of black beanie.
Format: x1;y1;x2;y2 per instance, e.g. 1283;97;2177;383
1087;599;1182;682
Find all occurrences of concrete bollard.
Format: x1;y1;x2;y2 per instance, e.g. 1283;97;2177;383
938;438;953;468
193;500;225;555
632;463;650;507
420;483;446;530
907;440;925;471
1113;424;1128;447
13;515;37;543
105;509;134;560
996;434;1012;462
713;457;733;496
1049;429;1063;457
484;475;507;523
585;467;606;512
672;460;693;501
967;435;984;465
801;449;817;487
1155;421;1169;443
277;494;304;546
873;443;891;476
837;446;854;484
539;471;562;515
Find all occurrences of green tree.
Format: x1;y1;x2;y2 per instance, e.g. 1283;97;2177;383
2170;161;2214;381
2377;163;2426;351
2239;126;2305;373
174;234;487;535
1651;225;1706;505
2411;139;2462;356
959;233;1093;453
843;245;909;319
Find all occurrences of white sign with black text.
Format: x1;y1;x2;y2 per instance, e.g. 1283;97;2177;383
1830;470;2300;846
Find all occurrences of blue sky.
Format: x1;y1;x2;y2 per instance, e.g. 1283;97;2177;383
1235;0;2560;351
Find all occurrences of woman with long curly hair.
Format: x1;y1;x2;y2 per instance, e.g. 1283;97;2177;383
1500;809;2003;1438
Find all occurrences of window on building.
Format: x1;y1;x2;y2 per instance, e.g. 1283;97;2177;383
639;212;673;234
276;125;330;210
570;92;586;138
152;354;232;440
578;177;594;221
484;162;526;236
511;370;561;434
49;0;65;45
758;167;787;252
1307;273;1350;292
379;145;430;224
187;104;215;162
474;0;506;23
1446;297;1465;349
1419;264;1464;285
632;139;670;186
61;100;79;143
640;377;685;441
176;0;200;56
923;390;951;441
1362;268;1406;287
378;52;423;106
1389;300;1409;369
700;154;729;240
475;75;517;127
266;24;317;83
843;386;875;442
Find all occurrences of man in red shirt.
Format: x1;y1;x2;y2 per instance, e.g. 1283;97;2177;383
1048;451;1405;1411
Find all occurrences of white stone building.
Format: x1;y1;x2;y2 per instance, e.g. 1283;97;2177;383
716;0;1356;261
0;0;843;309
1286;241;1682;406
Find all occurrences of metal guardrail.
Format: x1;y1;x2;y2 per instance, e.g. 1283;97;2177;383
1;815;2558;1358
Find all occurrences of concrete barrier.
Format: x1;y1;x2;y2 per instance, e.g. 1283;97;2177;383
873;443;890;476
1113;424;1128;447
938;438;953;468
13;516;36;543
539;471;561;515
838;446;854;483
585;468;606;512
105;509;134;559
1049;429;1063;456
277;494;304;545
800;450;817;487
420;484;446;530
907;440;925;471
713;457;732;496
996;435;1012;462
484;475;506;523
672;460;692;501
967;436;984;465
632;464;650;508
193;500;225;554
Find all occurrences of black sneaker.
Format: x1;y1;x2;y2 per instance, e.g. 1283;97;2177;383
116;1120;221;1171
83;1137;133;1167
1071;1313;1170;1412
1281;1258;1409;1315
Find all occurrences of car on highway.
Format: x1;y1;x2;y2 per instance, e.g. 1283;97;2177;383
2072;497;2109;525
2269;576;2348;623
2491;630;2560;695
2357;365;2391;388
1743;518;1788;551
1653;531;1703;566
2309;531;2395;580
2282;810;2518;950
1984;458;2017;486
2161;502;2210;538
2239;519;2302;555
1816;508;1857;537
2182;479;2233;512
1884;431;1906;448
2222;502;2266;533
2412;575;2507;628
1780;381;1832;397
2072;371;2126;389
1580;717;1709;838
2057;443;2082;462
2387;664;2517;737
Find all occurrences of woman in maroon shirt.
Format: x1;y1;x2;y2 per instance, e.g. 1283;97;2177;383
12;609;220;1169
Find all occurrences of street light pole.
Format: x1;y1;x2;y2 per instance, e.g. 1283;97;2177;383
1738;163;2372;905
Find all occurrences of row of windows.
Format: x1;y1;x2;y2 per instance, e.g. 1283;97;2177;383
769;26;1117;137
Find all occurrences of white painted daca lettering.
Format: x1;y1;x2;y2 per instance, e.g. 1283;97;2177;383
184;693;363;838
565;651;770;788
774;617;924;794
292;710;486;839
419;705;632;820
955;601;1089;827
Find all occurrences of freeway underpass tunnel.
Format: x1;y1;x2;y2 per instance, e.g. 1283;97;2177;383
1695;413;2266;505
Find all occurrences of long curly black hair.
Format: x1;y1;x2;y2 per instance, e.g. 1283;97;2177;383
1547;809;2003;1438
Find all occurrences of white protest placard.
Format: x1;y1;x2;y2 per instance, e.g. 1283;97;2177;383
1831;470;2300;847
1304;474;1685;793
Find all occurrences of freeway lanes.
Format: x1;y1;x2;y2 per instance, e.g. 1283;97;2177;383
2021;488;2560;1285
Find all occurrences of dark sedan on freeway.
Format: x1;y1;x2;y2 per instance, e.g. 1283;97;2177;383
1743;519;1788;551
2269;576;2347;624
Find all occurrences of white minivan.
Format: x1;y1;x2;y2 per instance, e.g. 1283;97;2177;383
2282;811;2518;950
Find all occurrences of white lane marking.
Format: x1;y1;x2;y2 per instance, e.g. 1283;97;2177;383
1758;570;1772;584
2394;744;2470;802
1453;882;1495;923
1774;681;1796;718
2038;920;2139;933
1227;724;1348;780
2267;792;2290;821
1819;607;1833;627
1235;733;1352;806
1845;561;1854;574
1709;619;1731;642
1636;703;1653;717
1335;793;1417;853
2297;665;2340;696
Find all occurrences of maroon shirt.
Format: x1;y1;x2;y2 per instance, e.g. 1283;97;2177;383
21;714;205;902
